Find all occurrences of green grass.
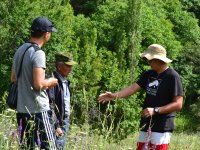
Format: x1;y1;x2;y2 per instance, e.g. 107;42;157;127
65;124;200;150
170;133;200;150
1;109;200;150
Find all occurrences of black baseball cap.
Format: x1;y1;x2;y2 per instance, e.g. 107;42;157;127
31;16;57;33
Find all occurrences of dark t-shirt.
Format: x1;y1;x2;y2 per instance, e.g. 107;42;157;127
136;68;183;132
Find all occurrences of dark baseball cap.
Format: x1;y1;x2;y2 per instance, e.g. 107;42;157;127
31;16;57;33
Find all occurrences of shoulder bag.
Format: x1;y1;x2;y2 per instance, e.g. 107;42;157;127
6;44;34;109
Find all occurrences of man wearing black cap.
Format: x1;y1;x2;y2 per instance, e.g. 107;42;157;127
47;52;77;150
11;16;58;150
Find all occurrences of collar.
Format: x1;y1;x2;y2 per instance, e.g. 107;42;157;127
55;71;67;83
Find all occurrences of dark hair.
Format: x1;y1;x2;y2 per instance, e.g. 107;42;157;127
31;31;45;38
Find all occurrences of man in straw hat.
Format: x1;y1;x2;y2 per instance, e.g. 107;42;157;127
47;52;77;150
98;44;183;150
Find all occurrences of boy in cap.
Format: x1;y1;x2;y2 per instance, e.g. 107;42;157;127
11;16;58;149
98;44;183;150
47;52;77;150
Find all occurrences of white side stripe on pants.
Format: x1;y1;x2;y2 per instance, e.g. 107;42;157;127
42;111;56;150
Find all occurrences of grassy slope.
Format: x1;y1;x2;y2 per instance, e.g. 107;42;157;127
1;109;200;150
65;124;200;150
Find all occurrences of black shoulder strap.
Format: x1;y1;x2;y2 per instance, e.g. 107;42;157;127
32;44;41;52
17;45;33;78
26;41;41;51
17;43;41;78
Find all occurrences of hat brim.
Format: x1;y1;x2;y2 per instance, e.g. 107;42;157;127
51;27;57;32
140;53;172;63
64;61;77;66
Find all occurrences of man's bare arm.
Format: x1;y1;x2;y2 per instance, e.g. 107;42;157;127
33;68;57;90
11;67;16;82
142;96;183;117
98;83;141;103
158;96;183;114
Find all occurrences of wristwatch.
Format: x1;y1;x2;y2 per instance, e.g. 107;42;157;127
154;107;160;114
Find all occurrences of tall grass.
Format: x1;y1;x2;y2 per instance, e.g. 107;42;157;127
1;109;200;150
65;123;200;150
0;109;19;150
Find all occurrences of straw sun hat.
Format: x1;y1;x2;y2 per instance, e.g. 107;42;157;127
140;44;172;63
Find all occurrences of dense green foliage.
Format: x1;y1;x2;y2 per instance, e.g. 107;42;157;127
0;0;200;140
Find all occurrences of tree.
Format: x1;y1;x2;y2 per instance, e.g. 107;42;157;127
70;0;104;16
0;0;74;111
181;0;200;25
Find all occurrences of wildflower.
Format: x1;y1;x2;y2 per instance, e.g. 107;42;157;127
37;130;41;147
142;142;148;150
142;127;152;150
147;127;151;137
18;118;23;144
19;119;22;133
